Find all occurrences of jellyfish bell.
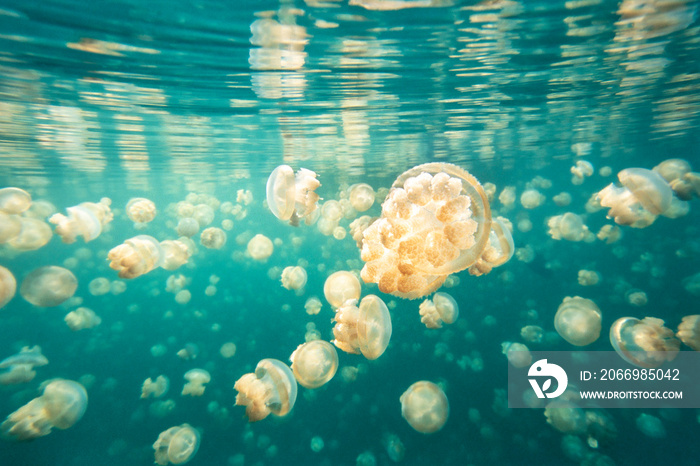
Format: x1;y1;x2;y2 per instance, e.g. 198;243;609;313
176;217;199;237
281;266;307;291
126;197;156;224
547;213;590;242
234;358;298;422
20;266;78;307
332;294;392;360
610;317;680;368
159;240;191;271
418;292;459;329
501;342;532;368
400;381;449;434
247;234;274;261
349;183;375;212
289;340;339;388
153;424;201;465
323;271;361;308
200;227;227;250
7;217;53;251
544;400;586;434
0;265;16;309
0;212;22;243
554;297;602;346
108;235;164;279
652;158;691;184
0;188;31;214
64;307;102;331
266;165;321;225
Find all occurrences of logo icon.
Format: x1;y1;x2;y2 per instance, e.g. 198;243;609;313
528;359;568;399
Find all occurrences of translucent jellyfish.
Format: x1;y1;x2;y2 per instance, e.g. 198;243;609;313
200;227;227;249
0;188;31;215
233;358;298;422
669;171;700;201
349;183;375;212
289;340;339;388
175;290;191;305
193;204;215;227
571;160;594;185
7;217;53;251
160;240;191;271
20;266;78;307
383;433;406;462
153;424;201;465
0;212;22;243
176;217;199;237
520;189;545;209
323;271;361;308
636;413;666;439
88;277;111;296
0;346;48;369
596;224;622;244
332;294;392;360
304;296;322;315
577;270;600;286
360;163;492;299
64;307;102;331
520;325;543;343
0;379;87;441
683;272;700;296
142;375;170;399
653;158;691;184
676;315;700;350
108;235;163;279
544;400;586;434
310;435;324;453
247;234;274;261
547;213;590;242
49;198;113;243
418;292;459;329
125;197;156;225
0;364;36;385
501;342;532;368
0;265;16;309
554;297;602;346
181;369;211;396
266;165;321;226
469;217;514;276
610;317;680;368
498;186;516;208
626;289;648;306
219;342;237;358
553;192;572;207
399;381;449;434
281;266;307;290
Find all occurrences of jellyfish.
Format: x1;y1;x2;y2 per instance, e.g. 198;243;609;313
153;424;201;465
669;171;700;201
176;217;199;237
88;277;111;296
577;270;600;286
304;296;322;315
676;315;700;350
0;379;87;441
219;342;237;358
193;204;215;227
520;189;546;209
418;292;459;329
349;183;375;212
7;217;53;251
247;234;274;261
554;297;602;346
553;192;572;207
20;266;78;307
625;289;648;306
636;413;666;439
160;240;192;271
323;271;361;308
233;358;298;422
0;212;22;244
142;375;170;399
126;197;156;224
0;364;37;385
610;317;680;368
181;369;211;396
64;307;102;331
332;294;392;360
399;381;449;434
469;217;515;276
501;342;532;368
544;400;586;434
200;227;227;249
0;188;31;214
0;265;16;309
653;158;691;184
281;266;307;291
596;225;622;244
571;160;594;185
289;340;339;389
547;213;591;242
107;235;163;279
266;165;321;226
49;198;113;243
520;325;544;343
0;346;48;369
360;163;492;299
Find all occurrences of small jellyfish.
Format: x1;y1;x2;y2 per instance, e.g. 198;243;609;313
266;165;321;226
636;413;666;439
0;346;48;369
0;379;87;441
7;217;53;251
107;235;163;279
596;225;622;244
88;277;111;296
289;340;339;388
200;227;227;249
304;296;322;315
553;192;572;207
181;369;211;396
126;197;156;224
547;213;590;242
176;218;199;237
20;266;78;307
0;188;31;214
220;342;237;358
49;198;113;243
247;234;274;261
501;342;532;368
153;424;201;465
332;294;392;360
142;375;170;399
610;317;680;368
234;358;298;422
193;204;215;227
677;315;700;350
554;297;602;346
520;189;545;209
625;289;648;307
0;265;16;309
577;270;600;286
64;307;102;331
544;400;586;434
349;183;375;212
281;266;307;291
418;292;459;329
571;160;594;185
323;270;361;308
160;240;191;271
400;381;449;434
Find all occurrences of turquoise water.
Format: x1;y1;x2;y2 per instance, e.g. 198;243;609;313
1;0;700;464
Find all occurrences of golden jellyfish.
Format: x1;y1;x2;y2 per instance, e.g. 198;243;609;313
547;213;590;242
160;240;191;271
349;215;376;249
176;218;199;237
520;189;545;209
64;307;102;331
332;294;392;360
360;163;492;299
0;265;16;309
200;227;227;249
544;400;586;434
400;381;449;434
7;217;53;251
0;212;22;243
281;266;307;290
577;269;600;286
142;375;170;399
0;379;87;441
570;160;594;185
193;204;215;227
501;342;532;368
219;342;237;358
676;315;700;350
153;424;201;465
418;292;459;329
20;266;77;307
266;165;321;226
625;289;648;307
669;171;700;201
108;235;163;279
234;358;298;422
0;346;48;369
289;340;339;388
653;158;691;184
610;317;680;368
247;234;274;261
126;197;156;224
323;271;361;308
0;364;36;385
181;369;211;396
304;296;322;315
596;224;622;244
88;277;111;296
349;183;375;212
469;217;514;276
554;297;602;346
0;188;31;214
49;198;113;244
553;192;572;207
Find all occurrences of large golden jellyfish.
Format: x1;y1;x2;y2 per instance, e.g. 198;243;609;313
418;292;459;329
400;381;449;434
49;198;113;243
323;270;361;308
20;266;78;307
332;294;392;360
468;217;514;276
266;165;321;226
554;297;602;346
0;265;16;309
0;187;31;214
0;379;87;441
289;340;339;388
610;317;680;368
360;163;492;299
234;358;297;422
153;424;201;465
